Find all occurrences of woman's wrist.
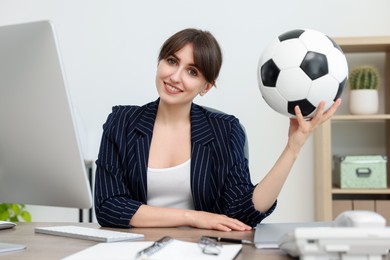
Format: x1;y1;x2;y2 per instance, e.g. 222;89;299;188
285;140;301;159
182;209;196;227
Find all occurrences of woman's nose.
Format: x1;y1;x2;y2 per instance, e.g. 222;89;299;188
170;67;182;83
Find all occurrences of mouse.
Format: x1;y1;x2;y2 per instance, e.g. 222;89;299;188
332;210;386;228
0;220;16;230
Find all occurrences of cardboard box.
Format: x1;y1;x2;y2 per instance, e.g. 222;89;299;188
375;200;390;226
353;200;375;211
332;200;352;220
333;155;387;189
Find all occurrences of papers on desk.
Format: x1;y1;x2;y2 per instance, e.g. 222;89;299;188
63;239;242;260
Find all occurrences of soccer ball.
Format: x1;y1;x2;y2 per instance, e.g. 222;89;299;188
257;29;348;118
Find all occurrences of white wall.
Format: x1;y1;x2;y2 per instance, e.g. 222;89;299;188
1;0;390;223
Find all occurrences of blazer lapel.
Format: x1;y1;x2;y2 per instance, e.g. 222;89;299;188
133;100;158;201
190;104;214;145
190;104;215;209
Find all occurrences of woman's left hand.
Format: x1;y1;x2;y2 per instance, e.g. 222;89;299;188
287;98;341;154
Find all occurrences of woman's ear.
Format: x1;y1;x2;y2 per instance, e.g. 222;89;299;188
200;82;214;96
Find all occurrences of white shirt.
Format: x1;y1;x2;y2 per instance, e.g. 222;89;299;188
147;159;194;210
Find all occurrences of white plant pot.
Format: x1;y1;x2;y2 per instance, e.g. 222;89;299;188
349;89;379;115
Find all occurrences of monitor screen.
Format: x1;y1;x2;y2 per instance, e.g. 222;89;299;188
0;20;92;209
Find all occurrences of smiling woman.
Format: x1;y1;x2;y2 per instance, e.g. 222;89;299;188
94;28;266;231
93;28;340;231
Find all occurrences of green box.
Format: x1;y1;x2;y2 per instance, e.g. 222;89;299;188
333;155;387;189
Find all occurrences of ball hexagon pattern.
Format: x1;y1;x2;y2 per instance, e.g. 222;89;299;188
258;29;348;118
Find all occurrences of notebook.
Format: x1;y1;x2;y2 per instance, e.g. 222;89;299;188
63;238;242;260
254;221;332;248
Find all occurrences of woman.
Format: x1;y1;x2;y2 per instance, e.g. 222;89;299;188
94;28;340;231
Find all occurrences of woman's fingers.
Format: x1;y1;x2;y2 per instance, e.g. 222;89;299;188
192;211;251;232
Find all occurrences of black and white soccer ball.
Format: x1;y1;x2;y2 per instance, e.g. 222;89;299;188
258;29;348;118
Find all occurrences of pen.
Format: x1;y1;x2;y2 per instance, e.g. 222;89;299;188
202;236;253;245
135;236;173;259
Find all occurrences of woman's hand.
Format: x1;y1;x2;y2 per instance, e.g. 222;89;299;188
186;210;252;232
287;99;341;155
130;205;251;232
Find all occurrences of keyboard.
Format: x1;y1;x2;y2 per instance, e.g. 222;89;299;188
35;225;144;242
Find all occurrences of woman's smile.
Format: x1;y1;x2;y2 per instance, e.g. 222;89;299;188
164;82;182;94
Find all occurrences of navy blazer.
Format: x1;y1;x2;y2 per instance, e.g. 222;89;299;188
94;99;276;228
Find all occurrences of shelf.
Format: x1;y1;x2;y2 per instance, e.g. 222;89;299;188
333;36;390;53
332;188;390;195
332;114;390;121
314;35;390;221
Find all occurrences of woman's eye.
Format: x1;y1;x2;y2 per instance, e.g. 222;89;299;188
188;68;198;77
166;57;177;65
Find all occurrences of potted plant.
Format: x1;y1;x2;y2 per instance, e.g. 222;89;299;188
348;65;380;115
0;203;31;222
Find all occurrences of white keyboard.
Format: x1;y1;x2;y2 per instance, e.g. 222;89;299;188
35;225;144;242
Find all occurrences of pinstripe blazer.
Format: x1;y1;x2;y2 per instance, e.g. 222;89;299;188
94;99;276;228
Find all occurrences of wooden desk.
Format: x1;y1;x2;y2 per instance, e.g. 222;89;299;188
0;222;291;259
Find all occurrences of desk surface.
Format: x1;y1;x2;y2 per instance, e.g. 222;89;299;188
0;222;290;259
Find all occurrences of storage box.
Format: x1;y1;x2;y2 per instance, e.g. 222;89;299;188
333;155;387;189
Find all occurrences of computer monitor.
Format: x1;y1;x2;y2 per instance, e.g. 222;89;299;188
0;20;92;209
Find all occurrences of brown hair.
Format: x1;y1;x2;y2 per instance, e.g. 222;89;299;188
158;28;222;85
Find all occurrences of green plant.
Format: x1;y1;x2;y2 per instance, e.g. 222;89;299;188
349;65;380;90
0;203;31;222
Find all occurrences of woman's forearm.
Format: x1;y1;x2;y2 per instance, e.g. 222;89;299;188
253;143;299;212
130;204;252;231
130;204;193;227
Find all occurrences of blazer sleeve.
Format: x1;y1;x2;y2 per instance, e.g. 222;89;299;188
94;107;142;228
222;119;276;227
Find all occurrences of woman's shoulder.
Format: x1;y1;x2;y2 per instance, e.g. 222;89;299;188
111;104;142;117
107;105;142;124
111;100;157;118
103;100;157;130
195;104;239;124
194;104;246;138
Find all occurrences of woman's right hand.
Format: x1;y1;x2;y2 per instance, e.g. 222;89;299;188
185;210;252;232
130;205;251;231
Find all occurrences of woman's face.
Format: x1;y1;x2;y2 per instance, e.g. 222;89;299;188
155;43;212;106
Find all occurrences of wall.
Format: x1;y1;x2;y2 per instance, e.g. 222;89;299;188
1;0;390;223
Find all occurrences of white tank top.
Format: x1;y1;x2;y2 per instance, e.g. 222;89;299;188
147;159;194;210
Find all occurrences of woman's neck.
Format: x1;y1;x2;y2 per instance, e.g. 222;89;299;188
156;102;191;125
